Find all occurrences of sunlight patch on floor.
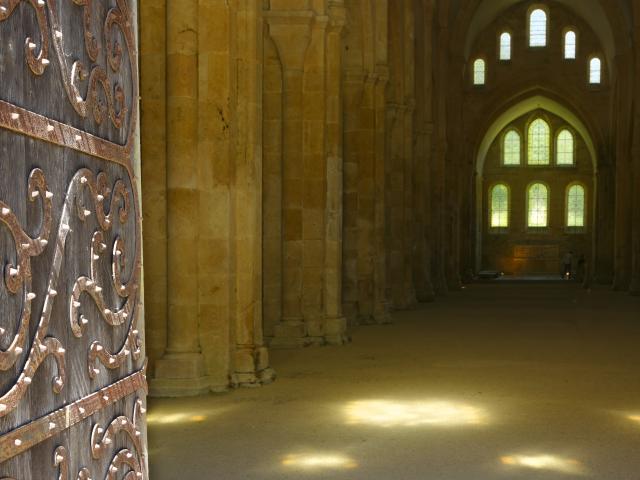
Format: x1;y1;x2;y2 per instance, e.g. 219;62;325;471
344;399;488;427
281;453;358;470
147;407;228;425
501;454;588;475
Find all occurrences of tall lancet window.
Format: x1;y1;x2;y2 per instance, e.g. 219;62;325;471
589;57;602;84
567;184;586;228
490;184;510;228
556;129;575;165
528;183;549;228
503;130;521;165
529;9;547;47
564;30;577;59
473;59;486;85
500;32;512;60
528;118;550;165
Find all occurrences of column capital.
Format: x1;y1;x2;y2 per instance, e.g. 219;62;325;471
328;0;347;34
264;10;314;71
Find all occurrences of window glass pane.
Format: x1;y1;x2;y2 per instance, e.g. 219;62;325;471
528;119;550;165
556;129;574;165
528;183;548;227
491;185;509;228
590;57;601;84
565;31;576;59
567;185;585;227
503;130;521;165
500;32;511;60
474;59;486;85
530;9;547;47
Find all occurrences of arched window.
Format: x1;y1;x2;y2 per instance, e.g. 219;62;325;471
503;130;521;165
528;183;549;227
490;184;510;228
529;9;547;47
528;118;550;165
500;32;512;60
473;59;486;85
564;31;577;59
589;57;602;84
567;184;586;227
556;129;575;165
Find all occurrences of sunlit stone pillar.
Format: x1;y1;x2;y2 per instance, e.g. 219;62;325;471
323;1;349;344
232;0;275;385
140;0;168;373
266;9;315;347
152;0;209;396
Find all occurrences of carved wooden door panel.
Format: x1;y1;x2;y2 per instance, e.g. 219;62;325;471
0;1;147;478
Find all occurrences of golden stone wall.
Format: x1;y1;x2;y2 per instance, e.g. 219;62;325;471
138;0;640;396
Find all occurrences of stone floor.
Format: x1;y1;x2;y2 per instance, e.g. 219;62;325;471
148;283;640;479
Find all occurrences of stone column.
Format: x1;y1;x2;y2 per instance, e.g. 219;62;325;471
323;1;348;344
445;54;465;291
152;0;209;396
431;2;449;295
401;0;417;306
612;53;633;291
412;0;435;302
266;10;314;347
139;0;168;372
373;65;391;323
341;68;362;322
630;15;640;295
232;0;274;385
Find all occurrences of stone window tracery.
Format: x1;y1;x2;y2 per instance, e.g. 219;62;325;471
473;59;486;85
528;118;550;165
556;129;574;165
500;32;512;60
529;9;547;47
564;30;577;59
528;183;549;227
491;184;510;228
503;130;521;165
567;184;586;228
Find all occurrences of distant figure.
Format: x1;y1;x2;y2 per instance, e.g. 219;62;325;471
562;251;574;280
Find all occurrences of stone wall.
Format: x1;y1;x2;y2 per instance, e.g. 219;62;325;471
481;111;594;275
138;0;640;397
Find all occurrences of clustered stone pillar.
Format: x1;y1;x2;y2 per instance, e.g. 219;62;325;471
323;1;349;344
266;10;315;347
152;0;209;396
232;0;275;385
139;0;168;372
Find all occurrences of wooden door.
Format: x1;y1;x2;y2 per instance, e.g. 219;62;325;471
0;0;147;478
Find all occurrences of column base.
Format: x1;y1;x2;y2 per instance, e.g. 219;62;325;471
232;346;277;387
630;277;640;296
269;320;324;349
373;301;392;325
150;352;211;397
324;316;350;345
